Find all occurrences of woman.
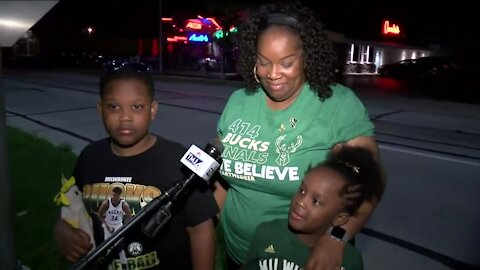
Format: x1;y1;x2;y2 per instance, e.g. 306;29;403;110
214;2;384;270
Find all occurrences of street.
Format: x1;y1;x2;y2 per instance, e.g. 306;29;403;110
4;69;480;270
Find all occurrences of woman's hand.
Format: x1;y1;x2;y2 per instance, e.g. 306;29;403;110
305;234;345;270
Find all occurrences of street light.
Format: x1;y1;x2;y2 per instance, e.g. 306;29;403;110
85;25;95;37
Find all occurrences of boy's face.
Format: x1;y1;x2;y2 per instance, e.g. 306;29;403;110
289;167;347;235
98;78;157;154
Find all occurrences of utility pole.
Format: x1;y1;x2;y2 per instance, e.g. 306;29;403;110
0;43;17;270
158;0;163;74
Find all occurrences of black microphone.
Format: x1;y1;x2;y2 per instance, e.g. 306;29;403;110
141;141;223;237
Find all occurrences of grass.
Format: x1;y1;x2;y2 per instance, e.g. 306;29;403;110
7;126;226;269
8;127;76;269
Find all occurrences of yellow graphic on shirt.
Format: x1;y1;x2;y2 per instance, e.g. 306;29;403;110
111;251;160;270
82;183;161;215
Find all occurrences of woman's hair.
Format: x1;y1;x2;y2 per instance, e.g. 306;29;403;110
310;146;384;215
237;1;338;101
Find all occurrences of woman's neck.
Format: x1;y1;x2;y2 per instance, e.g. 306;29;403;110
265;83;305;111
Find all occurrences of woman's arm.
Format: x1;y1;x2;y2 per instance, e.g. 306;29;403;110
336;135;384;235
213;182;227;209
213;175;229;219
306;136;384;270
186;219;216;270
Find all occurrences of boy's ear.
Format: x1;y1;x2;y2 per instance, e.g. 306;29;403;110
150;100;158;119
332;212;350;227
96;101;102;114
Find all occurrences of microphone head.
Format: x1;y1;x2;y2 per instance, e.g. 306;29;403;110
204;139;224;162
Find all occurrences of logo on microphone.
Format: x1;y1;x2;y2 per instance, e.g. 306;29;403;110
185;152;203;169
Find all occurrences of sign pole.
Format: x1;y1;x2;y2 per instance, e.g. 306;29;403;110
0;44;17;270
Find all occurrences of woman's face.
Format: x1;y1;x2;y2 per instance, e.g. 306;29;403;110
256;25;305;110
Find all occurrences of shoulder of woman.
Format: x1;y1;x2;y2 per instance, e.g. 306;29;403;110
328;83;356;97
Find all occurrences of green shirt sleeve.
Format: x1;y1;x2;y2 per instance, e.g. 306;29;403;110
329;84;375;143
342;243;364;270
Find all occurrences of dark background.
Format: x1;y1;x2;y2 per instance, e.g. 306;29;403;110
30;0;478;60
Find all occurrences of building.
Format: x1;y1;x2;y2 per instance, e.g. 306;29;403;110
332;19;449;74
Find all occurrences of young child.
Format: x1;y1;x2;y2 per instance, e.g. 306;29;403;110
54;61;219;270
242;146;384;270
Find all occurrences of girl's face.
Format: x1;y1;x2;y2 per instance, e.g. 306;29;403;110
289;167;348;239
98;78;157;156
256;25;305;110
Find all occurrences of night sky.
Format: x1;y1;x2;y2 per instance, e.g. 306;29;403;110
31;0;479;59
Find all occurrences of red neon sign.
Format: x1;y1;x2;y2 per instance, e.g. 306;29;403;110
383;20;400;35
167;36;188;42
186;22;202;30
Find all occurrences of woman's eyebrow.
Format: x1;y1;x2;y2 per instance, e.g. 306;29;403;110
256;51;301;61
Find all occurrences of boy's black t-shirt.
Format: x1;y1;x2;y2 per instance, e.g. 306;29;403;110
73;136;219;270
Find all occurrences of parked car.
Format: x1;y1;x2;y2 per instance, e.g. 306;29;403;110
378;56;459;81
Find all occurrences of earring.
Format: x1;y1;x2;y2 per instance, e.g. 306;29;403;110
253;65;260;84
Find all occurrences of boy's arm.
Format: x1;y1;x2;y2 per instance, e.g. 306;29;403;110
186;219;216;270
54;219;92;262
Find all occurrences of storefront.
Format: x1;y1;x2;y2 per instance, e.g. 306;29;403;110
336;20;448;74
163;16;230;72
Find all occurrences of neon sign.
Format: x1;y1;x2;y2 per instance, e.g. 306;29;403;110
383;20;400;35
167;36;188;42
214;30;224;39
186;21;202;30
197;15;222;30
188;34;209;42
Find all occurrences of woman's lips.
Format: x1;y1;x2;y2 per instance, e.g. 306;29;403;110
269;83;285;91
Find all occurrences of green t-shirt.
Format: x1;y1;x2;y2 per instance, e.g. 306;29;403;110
217;83;374;264
244;219;363;270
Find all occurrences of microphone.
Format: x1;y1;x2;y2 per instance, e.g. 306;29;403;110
180;141;223;183
141;141;223;237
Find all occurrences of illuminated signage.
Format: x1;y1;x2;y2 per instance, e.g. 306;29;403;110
383;20;400;35
167;36;188;42
188;33;209;42
214;30;224;39
186;21;202;30
214;26;237;39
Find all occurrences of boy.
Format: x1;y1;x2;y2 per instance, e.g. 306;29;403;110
243;146;384;270
54;61;219;270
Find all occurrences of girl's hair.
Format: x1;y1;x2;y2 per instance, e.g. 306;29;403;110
237;1;338;101
310;146;384;215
